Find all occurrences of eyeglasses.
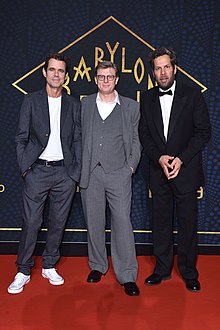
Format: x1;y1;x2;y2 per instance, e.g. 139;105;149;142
97;75;116;81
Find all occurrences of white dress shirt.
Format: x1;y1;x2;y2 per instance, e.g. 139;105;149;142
159;80;176;140
96;91;120;120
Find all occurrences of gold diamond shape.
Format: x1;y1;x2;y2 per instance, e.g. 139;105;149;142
12;16;207;97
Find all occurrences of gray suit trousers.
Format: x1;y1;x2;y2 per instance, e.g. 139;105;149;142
16;163;76;275
81;165;138;284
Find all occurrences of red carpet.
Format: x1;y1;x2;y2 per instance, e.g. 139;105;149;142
0;255;219;330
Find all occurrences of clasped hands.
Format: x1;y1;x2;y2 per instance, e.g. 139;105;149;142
159;155;183;180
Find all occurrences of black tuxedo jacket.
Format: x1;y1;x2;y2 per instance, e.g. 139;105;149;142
15;89;82;182
139;81;211;194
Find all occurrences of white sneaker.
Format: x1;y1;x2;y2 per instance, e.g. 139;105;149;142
42;268;64;285
8;272;30;294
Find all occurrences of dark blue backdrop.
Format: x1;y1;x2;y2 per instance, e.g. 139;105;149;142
0;0;219;249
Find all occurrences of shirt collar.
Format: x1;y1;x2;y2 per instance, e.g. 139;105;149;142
96;90;120;105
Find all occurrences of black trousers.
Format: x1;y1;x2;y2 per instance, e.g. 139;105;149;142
152;180;198;280
16;164;76;275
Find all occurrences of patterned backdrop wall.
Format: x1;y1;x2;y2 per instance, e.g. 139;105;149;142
0;0;219;250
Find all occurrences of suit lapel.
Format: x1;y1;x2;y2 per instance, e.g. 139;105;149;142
150;90;166;142
86;94;98;154
167;84;188;141
39;89;50;131
60;92;68;131
119;95;130;144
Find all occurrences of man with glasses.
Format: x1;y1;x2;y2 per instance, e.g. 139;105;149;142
80;61;141;296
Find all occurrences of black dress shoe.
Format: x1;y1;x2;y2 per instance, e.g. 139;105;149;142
184;279;201;292
145;273;171;286
121;282;140;296
87;270;104;283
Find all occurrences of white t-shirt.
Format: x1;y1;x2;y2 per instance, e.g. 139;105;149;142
39;96;64;161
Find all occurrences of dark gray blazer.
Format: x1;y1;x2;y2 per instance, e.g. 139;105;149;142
15;89;82;182
80;93;141;189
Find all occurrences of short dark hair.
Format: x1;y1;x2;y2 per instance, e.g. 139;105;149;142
95;60;120;77
44;52;70;73
149;47;177;69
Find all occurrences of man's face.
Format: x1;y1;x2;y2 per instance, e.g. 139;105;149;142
95;67;119;95
153;54;176;90
42;58;67;89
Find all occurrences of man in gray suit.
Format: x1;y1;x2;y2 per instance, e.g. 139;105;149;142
80;61;141;296
8;53;81;294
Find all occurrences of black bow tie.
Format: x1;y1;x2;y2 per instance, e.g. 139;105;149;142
159;90;172;96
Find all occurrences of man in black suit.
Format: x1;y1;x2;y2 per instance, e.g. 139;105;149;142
139;47;211;292
8;53;81;294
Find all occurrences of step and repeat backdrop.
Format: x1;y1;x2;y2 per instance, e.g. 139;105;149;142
0;0;219;250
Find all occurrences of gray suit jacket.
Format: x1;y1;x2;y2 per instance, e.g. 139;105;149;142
80;93;141;189
15;89;82;182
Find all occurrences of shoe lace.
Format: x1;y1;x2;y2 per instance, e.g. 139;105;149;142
15;273;28;284
46;268;60;279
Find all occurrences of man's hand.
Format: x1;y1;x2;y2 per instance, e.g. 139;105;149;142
168;157;183;179
159;155;174;179
22;166;31;178
130;166;134;174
